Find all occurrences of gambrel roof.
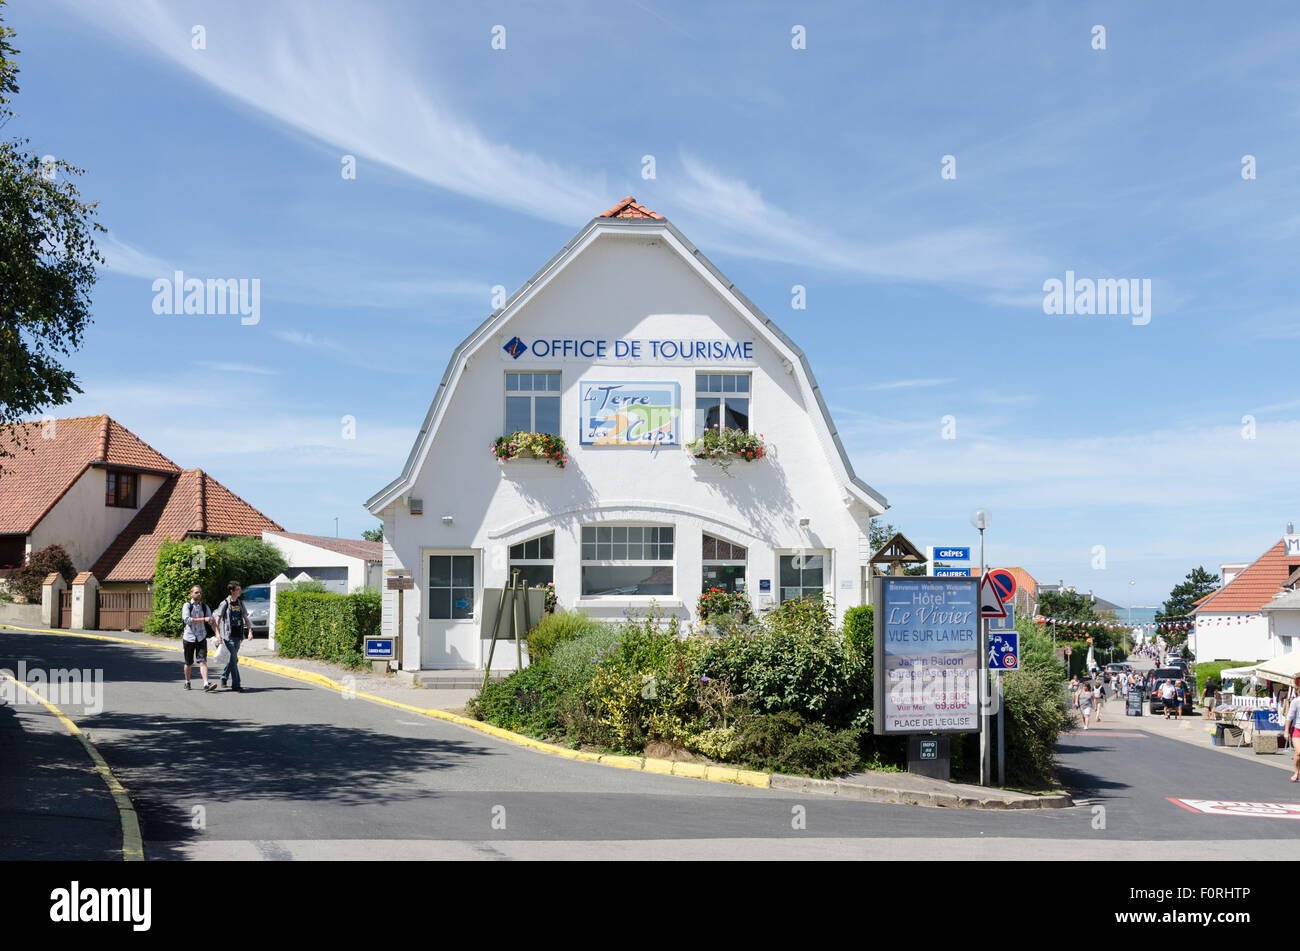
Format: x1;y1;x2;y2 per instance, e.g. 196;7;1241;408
366;203;887;516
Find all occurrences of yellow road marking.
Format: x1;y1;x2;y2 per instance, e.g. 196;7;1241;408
0;669;144;861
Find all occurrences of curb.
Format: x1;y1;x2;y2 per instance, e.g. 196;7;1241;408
768;774;1073;810
0;668;144;860
0;625;771;791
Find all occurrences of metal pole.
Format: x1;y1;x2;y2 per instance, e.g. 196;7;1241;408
978;526;988;787
513;570;524;671
996;671;1005;787
482;583;510;694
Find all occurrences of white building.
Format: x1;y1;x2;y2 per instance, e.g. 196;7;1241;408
1192;535;1300;662
366;197;888;671
261;531;382;593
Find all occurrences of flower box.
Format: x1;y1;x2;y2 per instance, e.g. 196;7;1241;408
493;432;568;469
685;427;767;475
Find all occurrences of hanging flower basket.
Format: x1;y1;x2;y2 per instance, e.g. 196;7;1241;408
686;426;767;475
493;432;568;468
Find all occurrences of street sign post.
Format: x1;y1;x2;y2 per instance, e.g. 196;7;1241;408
987;631;1019;670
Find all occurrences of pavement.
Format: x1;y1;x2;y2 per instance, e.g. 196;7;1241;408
3;627;1299;860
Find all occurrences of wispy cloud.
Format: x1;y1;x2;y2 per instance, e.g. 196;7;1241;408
69;0;606;225
197;361;278;375
864;378;955;392
98;232;170;279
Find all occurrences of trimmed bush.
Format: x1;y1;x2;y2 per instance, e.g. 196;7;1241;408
526;609;602;662
467;661;561;736
5;543;76;602
1000;667;1075;786
275;589;381;664
695;606;870;727
144;539;227;637
732;710;861;778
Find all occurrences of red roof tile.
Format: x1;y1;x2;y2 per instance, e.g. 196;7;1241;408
266;531;381;562
597;196;664;220
1194;541;1300;614
91;469;282;582
0;416;179;534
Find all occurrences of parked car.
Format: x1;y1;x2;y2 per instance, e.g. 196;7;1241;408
1149;678;1195;716
243;584;271;637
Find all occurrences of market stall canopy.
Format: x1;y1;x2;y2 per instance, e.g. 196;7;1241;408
1254;650;1300;685
1219;665;1258;681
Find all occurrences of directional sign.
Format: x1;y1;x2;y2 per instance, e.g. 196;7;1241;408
934;547;970;561
979;574;1008;618
987;569;1017;603
935;567;971;577
987;631;1019;670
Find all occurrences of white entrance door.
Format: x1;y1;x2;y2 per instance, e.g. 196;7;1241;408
422;550;479;669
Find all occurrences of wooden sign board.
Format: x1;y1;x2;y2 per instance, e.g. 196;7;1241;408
386;576;415;590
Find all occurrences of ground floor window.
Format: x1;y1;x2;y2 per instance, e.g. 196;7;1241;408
779;553;824;604
702;533;747;594
509;532;554;587
428;554;474;619
581;525;674;596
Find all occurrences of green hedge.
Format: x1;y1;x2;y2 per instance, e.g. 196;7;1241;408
144;539;228;637
275;589;382;665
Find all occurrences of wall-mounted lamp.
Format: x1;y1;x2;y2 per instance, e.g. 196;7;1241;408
798;517;810;529
441;515;453;526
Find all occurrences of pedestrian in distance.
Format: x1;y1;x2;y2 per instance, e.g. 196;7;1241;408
1076;680;1095;730
181;585;218;692
213;581;254;692
1174;680;1186;720
1283;681;1300;783
1159;679;1177;719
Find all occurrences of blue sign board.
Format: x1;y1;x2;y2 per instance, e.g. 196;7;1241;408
364;637;395;660
935;547;970;561
759;579;771;592
934;568;971;577
987;631;1019;670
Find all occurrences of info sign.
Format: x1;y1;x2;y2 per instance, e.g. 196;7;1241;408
874;576;980;734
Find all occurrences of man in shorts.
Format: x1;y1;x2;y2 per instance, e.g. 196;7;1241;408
1158;679;1177;719
181;585;218;692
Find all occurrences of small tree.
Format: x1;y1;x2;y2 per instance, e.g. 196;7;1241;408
361;525;383;542
216;536;288;590
144;539;227;637
4;542;74;601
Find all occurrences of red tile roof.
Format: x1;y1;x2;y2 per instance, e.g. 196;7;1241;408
266;531;381;562
91;469;282;582
0;415;179;534
597;196;664;220
1194;541;1300;614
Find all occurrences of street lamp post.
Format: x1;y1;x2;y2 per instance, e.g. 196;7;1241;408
970;508;991;787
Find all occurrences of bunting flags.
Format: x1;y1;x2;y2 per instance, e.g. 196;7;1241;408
1030;614;1262;631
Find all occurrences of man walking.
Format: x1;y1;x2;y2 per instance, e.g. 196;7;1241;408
181;585;218;692
213;581;254;692
1159;679;1177;719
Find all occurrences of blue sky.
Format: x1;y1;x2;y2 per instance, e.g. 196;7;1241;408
9;0;1300;607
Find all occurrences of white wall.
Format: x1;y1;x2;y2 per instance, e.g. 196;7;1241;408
378;232;876;670
1194;613;1274;662
1268;610;1300;656
261;532;375;592
29;468;168;573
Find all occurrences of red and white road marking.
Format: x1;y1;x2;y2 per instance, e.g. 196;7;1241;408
1169;798;1300;819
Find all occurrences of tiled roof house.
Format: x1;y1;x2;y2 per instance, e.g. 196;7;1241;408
1192;539;1300;662
0;415;280;589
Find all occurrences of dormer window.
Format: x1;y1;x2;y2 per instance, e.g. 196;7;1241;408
106;470;138;508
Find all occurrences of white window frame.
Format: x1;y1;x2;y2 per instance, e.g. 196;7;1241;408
702;532;748;593
504;371;562;435
695;372;752;438
579;523;675;599
508;532;555;588
776;549;830;605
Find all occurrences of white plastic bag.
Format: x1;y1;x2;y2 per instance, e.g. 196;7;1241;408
212;637;228;665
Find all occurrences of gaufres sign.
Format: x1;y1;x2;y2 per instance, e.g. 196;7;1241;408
502;335;754;362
